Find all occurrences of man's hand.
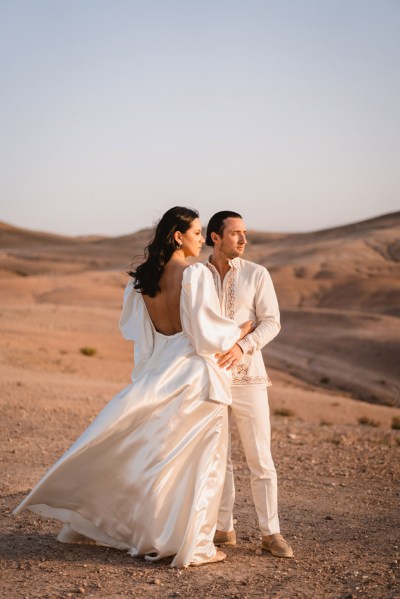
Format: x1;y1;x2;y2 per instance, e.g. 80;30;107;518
215;343;244;370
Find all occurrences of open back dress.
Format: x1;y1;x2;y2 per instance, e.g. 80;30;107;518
14;263;241;567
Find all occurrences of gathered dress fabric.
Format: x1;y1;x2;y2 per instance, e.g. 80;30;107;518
14;263;242;568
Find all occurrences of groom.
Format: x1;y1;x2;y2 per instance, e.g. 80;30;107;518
205;211;293;558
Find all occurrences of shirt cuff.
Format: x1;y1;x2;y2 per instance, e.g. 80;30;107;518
237;337;256;355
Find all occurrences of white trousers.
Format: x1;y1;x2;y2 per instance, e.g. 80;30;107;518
216;385;280;536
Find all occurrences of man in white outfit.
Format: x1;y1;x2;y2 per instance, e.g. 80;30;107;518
205;211;293;558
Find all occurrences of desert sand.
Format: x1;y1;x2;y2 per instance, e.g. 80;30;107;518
0;213;399;598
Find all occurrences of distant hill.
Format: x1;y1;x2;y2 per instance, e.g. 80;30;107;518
1;212;399;407
246;211;400;317
0;220;82;247
0;221;151;275
250;212;400;407
1;212;399;314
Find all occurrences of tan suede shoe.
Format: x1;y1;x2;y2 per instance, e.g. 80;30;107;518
213;529;237;546
261;533;293;558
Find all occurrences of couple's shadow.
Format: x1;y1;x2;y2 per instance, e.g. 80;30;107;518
0;531;172;569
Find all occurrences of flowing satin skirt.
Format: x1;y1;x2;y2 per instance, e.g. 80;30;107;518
14;332;228;568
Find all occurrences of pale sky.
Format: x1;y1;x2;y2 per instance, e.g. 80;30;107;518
1;0;399;236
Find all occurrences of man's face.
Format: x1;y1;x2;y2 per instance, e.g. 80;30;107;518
214;217;247;259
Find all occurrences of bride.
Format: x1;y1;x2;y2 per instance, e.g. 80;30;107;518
14;206;254;568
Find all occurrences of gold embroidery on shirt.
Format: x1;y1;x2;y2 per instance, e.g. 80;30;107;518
233;374;270;385
207;264;219;293
240;336;256;355
233;363;264;384
225;268;235;319
206;259;270;386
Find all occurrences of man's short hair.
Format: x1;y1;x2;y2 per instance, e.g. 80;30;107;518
206;211;243;246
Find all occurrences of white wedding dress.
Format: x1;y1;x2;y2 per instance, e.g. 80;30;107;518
14;263;242;568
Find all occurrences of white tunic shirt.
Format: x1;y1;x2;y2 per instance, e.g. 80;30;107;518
205;257;281;386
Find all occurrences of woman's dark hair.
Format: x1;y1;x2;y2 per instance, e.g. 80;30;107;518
128;206;199;296
206;211;242;246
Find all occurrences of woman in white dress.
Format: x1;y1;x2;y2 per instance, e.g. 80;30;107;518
14;207;253;568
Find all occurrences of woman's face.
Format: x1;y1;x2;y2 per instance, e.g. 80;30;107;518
180;218;205;257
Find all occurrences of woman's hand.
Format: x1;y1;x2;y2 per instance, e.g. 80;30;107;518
215;321;256;370
216;343;244;370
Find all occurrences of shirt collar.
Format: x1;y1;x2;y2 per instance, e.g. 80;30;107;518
206;256;239;270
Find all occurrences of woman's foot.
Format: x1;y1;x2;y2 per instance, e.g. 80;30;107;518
190;549;226;566
57;524;94;545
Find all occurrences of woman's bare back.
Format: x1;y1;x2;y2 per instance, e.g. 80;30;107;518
141;260;188;336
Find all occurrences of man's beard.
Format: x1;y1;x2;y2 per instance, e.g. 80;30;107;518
224;247;244;259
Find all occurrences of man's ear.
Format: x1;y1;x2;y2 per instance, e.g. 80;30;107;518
211;232;220;245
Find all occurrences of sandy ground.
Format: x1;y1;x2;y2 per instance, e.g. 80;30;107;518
1;267;399;599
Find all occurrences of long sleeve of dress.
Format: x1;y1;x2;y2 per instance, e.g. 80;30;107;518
119;280;154;382
181;263;243;404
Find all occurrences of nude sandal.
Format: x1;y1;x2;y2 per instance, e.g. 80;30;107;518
190;549;226;566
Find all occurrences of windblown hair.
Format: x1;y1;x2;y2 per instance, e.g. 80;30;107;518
206;211;242;246
128;206;199;297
